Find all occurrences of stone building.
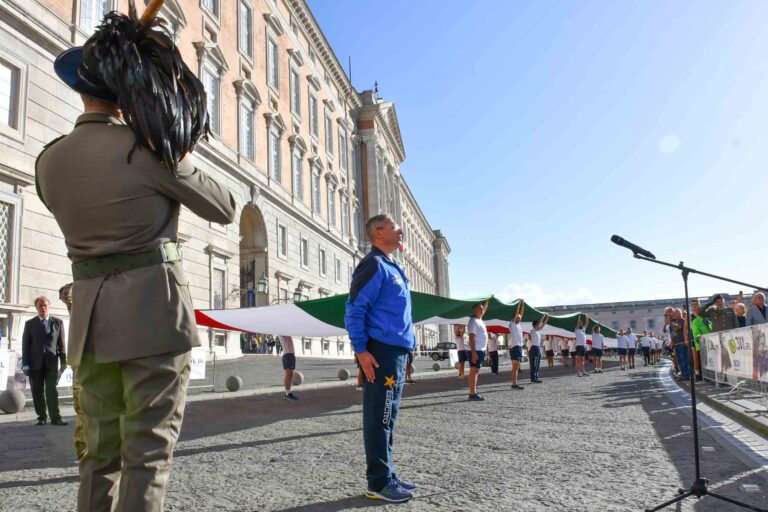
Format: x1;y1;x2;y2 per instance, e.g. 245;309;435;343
0;0;449;358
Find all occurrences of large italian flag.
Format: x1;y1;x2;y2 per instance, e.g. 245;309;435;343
196;292;618;343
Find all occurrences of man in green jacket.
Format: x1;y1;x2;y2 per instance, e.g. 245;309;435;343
690;299;710;381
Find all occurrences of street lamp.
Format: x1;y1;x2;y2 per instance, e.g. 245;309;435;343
292;285;303;302
256;271;269;295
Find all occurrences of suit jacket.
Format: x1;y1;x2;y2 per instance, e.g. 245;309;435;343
36;113;236;365
22;316;66;371
747;305;768;326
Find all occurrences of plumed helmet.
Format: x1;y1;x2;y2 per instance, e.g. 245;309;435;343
53;0;209;174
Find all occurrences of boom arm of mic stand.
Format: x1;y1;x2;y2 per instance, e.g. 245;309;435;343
633;254;768;294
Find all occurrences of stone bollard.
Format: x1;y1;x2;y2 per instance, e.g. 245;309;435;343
338;368;350;381
432;362;441;372
292;371;304;386
225;376;242;392
0;389;26;414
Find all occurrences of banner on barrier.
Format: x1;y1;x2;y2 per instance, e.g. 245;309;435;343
701;332;721;373
57;367;74;388
754;325;768;383
0;349;9;391
190;348;207;380
719;329;754;380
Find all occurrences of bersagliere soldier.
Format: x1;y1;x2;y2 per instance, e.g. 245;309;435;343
35;1;236;510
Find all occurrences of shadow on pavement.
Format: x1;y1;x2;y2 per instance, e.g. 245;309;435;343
592;361;768;511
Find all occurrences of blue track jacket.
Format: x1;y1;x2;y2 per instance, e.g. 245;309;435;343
345;247;415;354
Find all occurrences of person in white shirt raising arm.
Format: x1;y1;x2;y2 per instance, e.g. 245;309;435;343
466;299;491;401
528;314;550;383
591;326;605;373
574;316;591;377
507;300;526;390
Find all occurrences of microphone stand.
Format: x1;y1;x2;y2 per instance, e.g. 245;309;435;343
627;253;768;512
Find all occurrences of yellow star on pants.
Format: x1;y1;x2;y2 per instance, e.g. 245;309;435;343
384;375;396;389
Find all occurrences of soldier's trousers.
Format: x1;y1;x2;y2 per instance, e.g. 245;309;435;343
76;350;191;512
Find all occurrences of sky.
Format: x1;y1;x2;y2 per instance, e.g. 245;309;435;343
307;0;768;306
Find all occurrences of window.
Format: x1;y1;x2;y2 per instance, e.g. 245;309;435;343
319;248;327;276
630;320;637;330
277;224;287;258
290;17;299;36
79;0;110;35
238;1;253;57
311;168;321;214
202;0;218;16
300;237;309;268
309;93;318;138
212;267;225;309
239;101;254;160
290;67;300;117
647;318;655;329
201;66;220;134
327;183;336;225
324;111;333;156
291;149;303;198
0;60;20;130
335;257;342;284
309;47;316;63
267;34;279;90
341;196;349;237
268;129;281;181
338;126;348;170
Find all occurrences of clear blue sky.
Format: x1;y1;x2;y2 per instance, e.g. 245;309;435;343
308;0;768;306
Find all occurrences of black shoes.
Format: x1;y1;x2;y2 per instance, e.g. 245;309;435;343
36;418;47;426
51;419;68;426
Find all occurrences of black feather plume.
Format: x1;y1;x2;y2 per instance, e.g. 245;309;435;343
80;0;210;175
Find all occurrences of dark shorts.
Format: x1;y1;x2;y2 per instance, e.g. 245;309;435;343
570;351;576;358
458;350;467;363
629;348;636;355
545;349;555;357
282;353;296;370
575;345;586;357
561;349;570;358
468;350;486;368
509;345;523;361
617;348;627;356
592;348;603;358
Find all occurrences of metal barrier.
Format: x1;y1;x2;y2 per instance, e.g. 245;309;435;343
699;326;768;411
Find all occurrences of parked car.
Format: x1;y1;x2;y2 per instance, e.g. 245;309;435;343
428;342;457;361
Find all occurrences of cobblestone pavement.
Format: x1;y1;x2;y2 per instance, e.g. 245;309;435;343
1;360;767;511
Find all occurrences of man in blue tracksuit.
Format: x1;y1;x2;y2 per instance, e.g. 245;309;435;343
345;214;416;503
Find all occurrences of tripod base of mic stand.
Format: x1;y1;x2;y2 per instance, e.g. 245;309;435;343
646;478;767;512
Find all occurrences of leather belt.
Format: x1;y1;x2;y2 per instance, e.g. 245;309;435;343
71;242;181;281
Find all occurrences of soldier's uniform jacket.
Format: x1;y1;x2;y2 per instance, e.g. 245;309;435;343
701;306;739;334
36;113;236;366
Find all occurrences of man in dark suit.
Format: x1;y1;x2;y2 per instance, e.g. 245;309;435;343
21;296;67;426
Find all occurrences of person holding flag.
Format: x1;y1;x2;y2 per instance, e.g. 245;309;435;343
574;316;590;377
467;299;491;400
508;299;527;389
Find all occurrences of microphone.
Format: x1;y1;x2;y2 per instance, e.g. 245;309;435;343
611;235;656;259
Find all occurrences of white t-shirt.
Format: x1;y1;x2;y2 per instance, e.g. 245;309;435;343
651;337;659;349
568;338;576;351
509;322;524;347
627;333;637;349
617;335;628;349
575;328;587;347
592;333;604;350
544;337;554;351
467;317;488;351
639;336;651;348
530;330;541;348
488;334;498;352
280;335;295;354
560;339;570;351
455;334;466;352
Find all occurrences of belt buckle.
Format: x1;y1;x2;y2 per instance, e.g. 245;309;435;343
159;243;169;263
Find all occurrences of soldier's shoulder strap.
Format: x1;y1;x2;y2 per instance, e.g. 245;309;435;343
34;134;66;212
